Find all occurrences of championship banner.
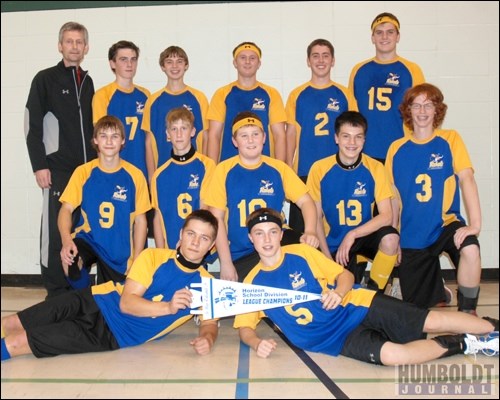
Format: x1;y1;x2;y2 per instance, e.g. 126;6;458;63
190;277;322;319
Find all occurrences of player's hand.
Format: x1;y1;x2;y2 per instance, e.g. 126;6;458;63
321;289;344;310
190;335;213;355
453;226;479;249
220;263;238;282
168;288;193;314
300;232;319;249
256;339;277;358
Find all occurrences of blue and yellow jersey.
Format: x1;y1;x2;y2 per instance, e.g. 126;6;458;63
141;86;209;167
92;248;214;348
349;56;424;160
60;159;151;275
286;81;357;176
207;81;286;162
92;82;151;179
308;154;393;253
234;244;375;356
385;130;471;249
151;152;215;248
203;156;307;260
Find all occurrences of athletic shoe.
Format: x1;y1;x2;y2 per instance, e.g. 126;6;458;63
464;332;499;357
443;284;453;304
434;281;454;307
388;277;402;300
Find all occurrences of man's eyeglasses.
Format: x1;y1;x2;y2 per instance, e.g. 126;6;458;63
410;103;435;111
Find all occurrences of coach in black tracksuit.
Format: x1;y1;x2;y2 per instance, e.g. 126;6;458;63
25;22;96;298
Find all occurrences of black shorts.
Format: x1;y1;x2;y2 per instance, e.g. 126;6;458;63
332;226;399;281
18;289;119;358
340;293;429;365
399;221;480;308
74;238;126;284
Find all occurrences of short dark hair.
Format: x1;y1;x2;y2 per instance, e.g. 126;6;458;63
307;38;334;58
183;210;218;240
334;111;368;136
108;40;140;61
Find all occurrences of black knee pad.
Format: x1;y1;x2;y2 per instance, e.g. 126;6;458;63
432;334;465;358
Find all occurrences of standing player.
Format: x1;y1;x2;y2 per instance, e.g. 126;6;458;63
349;12;424;162
151;107;215;249
286;38;356;233
142;46;209;169
206;41;286;163
93;40;152;181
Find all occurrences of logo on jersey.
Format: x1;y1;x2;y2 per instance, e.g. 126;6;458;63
214;287;237;310
182;104;193;112
385;73;400;86
259;180;274;195
353;181;367;197
327;98;340;112
428;153;444;169
62;89;70;94
112;185;128;201
188;174;200;189
289;271;306;290
252;98;266;111
136;101;145;114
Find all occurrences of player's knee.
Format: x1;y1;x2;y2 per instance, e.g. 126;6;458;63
380;233;399;255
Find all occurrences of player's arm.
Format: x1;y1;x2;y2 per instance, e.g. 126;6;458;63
207;120;223;163
191;319;219;355
239;326;277;358
58;202;77;275
209;206;238;281
152;210;166;249
270;121;286;162
295;193;319;248
314;201;333;258
285;123;297;168
455;168;481;247
120;279;193;317
132;213;148;261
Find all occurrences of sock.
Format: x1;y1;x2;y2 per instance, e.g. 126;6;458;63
66;264;91;290
369;250;397;290
1;338;11;361
457;286;480;311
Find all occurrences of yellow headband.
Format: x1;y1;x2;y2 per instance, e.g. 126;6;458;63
232;117;264;136
371;15;400;32
233;44;261;59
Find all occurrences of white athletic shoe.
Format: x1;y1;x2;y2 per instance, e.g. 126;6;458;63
464;332;499;357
